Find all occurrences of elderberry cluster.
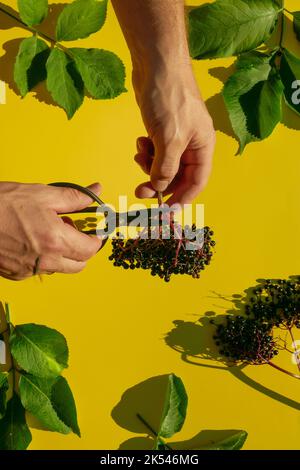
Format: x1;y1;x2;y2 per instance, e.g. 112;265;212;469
245;278;300;328
109;225;215;282
214;317;278;364
213;278;300;365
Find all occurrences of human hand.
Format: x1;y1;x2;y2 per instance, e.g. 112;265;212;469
133;64;215;206
0;182;102;281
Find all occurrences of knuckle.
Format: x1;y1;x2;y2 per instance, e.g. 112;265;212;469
63;187;81;203
41;231;63;253
155;164;174;181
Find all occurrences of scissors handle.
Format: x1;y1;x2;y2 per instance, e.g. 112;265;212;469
49;182;105;206
49;182;156;231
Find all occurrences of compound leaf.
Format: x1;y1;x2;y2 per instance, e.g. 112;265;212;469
223;53;283;153
46;48;84;119
293;12;300;41
19;374;71;435
56;0;107;41
158;374;188;439
10;323;69;378
189;0;281;59
70;48;126;99
18;0;48;26
280;48;300;116
0;394;32;450
14;36;49;97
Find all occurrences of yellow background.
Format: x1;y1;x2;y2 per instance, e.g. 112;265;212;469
0;0;300;450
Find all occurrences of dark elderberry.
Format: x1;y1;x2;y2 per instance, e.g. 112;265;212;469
109;223;215;282
214;277;300;379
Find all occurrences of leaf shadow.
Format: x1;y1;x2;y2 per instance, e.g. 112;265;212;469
164;278;300;413
112;374;246;450
206;64;236;140
0;3;67;108
0;2;19;30
111;374;169;438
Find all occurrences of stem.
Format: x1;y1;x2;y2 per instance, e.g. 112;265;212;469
288;326;300;373
4;303;10;324
257;354;300;379
136;413;173;450
0;305;18;392
279;10;286;50
267;360;300;379
157;192;163;207
0;5;67;50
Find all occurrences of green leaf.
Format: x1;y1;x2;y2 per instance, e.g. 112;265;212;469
223;53;283;153
18;0;48;26
293;12;300;41
10;323;69;378
0;394;32;450
19;374;71;434
154;437;168;450
189;0;281;59
51;376;80;437
0;372;9;419
158;374;188;439
14;36;49;97
236;50;274;69
280;48;300;116
69;48;126;99
46;48;84;119
200;430;248;450
240;67;283;139
56;0;107;42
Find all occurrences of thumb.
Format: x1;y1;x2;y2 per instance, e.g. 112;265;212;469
51;183;102;213
150;136;182;192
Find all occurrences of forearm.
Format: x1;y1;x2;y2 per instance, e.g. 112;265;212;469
111;0;191;72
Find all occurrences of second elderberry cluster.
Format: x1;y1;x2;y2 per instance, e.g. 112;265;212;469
213;278;300;367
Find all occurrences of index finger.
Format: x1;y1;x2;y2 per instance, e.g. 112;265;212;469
166;146;213;206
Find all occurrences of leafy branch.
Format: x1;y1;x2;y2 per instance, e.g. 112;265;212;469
0;304;79;450
0;0;126;119
189;0;300;153
130;374;247;451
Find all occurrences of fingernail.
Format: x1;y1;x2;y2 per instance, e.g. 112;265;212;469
152;179;169;192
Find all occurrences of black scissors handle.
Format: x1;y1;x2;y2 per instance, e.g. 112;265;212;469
49;182;105;206
49;182;155;233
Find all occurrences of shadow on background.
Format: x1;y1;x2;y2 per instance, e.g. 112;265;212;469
112;373;246;450
0;3;66;107
165;279;300;413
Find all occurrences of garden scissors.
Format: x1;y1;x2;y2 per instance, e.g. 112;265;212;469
49;182;158;236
